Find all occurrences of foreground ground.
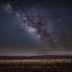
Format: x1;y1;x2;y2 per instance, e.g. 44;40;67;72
0;58;72;72
0;62;72;72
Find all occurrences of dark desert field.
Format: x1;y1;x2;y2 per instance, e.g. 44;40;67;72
0;55;72;72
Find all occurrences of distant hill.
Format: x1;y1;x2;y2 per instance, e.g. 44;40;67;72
0;55;72;60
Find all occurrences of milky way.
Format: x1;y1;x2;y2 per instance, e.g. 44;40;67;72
1;3;57;49
0;0;72;55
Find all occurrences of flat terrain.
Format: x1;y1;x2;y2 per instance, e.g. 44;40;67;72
0;56;72;72
0;61;72;72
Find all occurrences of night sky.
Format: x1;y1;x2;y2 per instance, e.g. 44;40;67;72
0;0;72;56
